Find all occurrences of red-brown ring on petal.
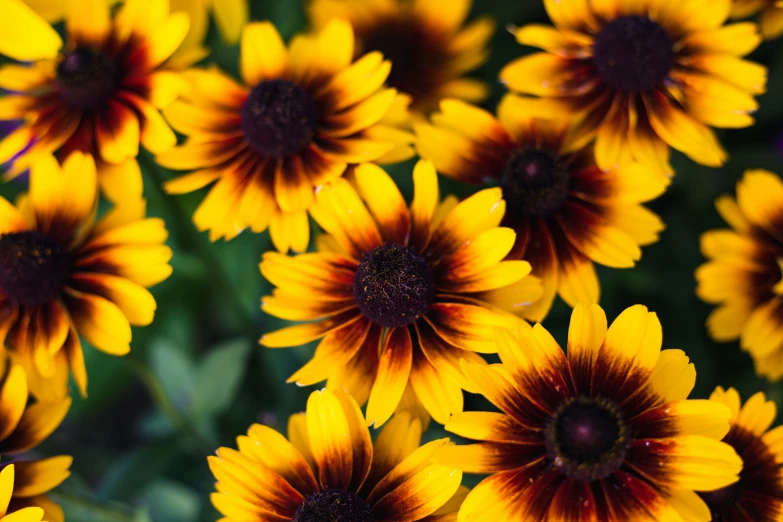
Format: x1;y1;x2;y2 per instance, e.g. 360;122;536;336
545;396;629;481
293;490;374;522
0;232;71;306
501;148;570;219
57;47;120;110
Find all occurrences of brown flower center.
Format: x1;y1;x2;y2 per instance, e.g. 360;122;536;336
353;243;435;328
57;47;119;110
545;396;629;481
241;79;319;157
293;490;374;522
593;15;675;92
699;481;742;513
501;148;570;219
0;232;71;306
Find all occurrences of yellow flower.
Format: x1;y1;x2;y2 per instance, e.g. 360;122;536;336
696;169;783;381
0;0;61;61
442;303;742;522
158;19;413;252
0;465;60;522
0;363;71;522
0;152;172;399
167;0;248;67
501;0;767;176
417;98;667;321
308;0;494;123
209;388;465;522
260;159;542;427
732;0;783;39
0;0;190;202
696;387;783;521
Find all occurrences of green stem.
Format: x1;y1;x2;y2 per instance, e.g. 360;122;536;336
50;491;137;522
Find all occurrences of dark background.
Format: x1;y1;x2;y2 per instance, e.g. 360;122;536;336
5;1;783;520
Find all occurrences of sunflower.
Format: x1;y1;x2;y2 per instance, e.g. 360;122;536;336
416;97;667;321
501;0;767;176
0;152;172;399
696;169;783;380
0;0;190;202
158;19;412;252
209;387;466;522
307;0;494;122
694;387;783;521
441;303;742;522
0;363;72;522
732;0;783;39
260;159;542;427
0;0;61;61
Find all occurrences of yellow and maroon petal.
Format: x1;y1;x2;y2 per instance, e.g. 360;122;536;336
0;397;70;454
305;388;354;490
366;326;413;428
351;164;411;245
10;457;72;497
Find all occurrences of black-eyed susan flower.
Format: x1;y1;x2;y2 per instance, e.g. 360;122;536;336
441;303;742;522
308;0;494;122
417;97;667;321
501;0;767;176
209;388;465;522
0;363;72;522
0;465;54;522
159;19;411;251
696;169;783;380
260;160;542;426
0;0;62;61
0;152;172;399
732;0;783;39
0;0;190;202
697;387;783;521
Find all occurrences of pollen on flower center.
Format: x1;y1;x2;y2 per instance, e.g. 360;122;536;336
545;396;629;481
57;47;119;110
353;243;436;328
501;148;570;219
593;15;675;92
241;79;320;157
0;232;71;306
293;490;374;522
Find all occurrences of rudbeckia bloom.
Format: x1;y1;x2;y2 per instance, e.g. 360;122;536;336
260;160;541;426
308;0;494;122
0;0;189;202
732;0;783;40
0;465;58;522
0;0;62;61
501;0;766;175
209;388;465;522
441;303;742;522
159;19;409;251
698;387;783;521
0;152;172;398
416;98;667;321
0;364;71;522
696;169;783;380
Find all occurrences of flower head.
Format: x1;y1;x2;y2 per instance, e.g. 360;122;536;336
159;19;412;251
732;0;783;39
209;388;465;522
0;152;172;399
260;159;541;426
501;0;767;175
417;98;667;320
442;303;742;522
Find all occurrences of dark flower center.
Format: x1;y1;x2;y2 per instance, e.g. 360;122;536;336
593;15;675;92
501;149;570;219
57;47;119;110
545;396;629;481
293;490;374;522
241;79;319;157
699;481;742;514
353;243;435;328
0;232;71;306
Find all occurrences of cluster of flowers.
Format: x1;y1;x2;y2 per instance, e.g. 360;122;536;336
1;0;783;520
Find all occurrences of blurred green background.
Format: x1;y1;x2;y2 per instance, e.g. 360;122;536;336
6;0;783;520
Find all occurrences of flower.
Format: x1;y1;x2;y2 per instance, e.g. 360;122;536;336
308;0;495;122
441;303;742;522
209;388;465;522
0;464;64;522
501;0;767;176
0;0;62;61
0;0;190;202
158;19;412;252
0;363;72;522
0;152;172;399
697;387;783;521
166;0;249;67
732;0;783;39
416;97;667;321
696;169;783;380
260;159;541;426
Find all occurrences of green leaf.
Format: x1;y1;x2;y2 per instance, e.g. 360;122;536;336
191;340;250;420
144;480;201;522
150;339;196;413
